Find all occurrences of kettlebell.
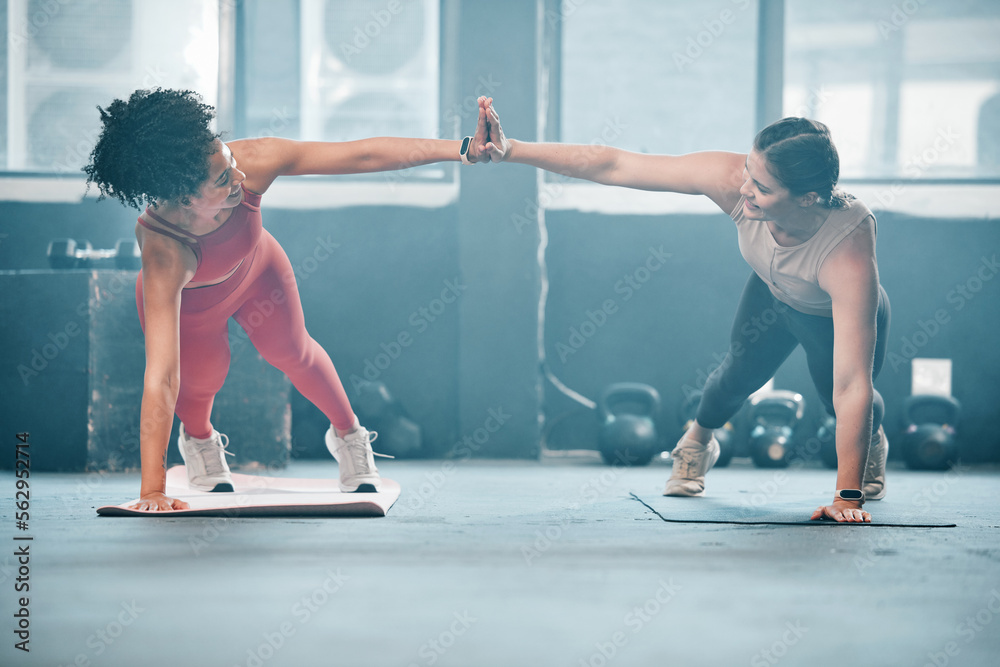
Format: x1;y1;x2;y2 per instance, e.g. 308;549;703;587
747;390;805;468
900;394;960;470
598;383;661;466
678;389;736;467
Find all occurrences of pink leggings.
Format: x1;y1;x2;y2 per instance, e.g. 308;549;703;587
136;230;354;439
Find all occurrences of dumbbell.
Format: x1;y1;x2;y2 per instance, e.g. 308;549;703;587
598;383;661;466
47;238;141;270
747;390;805;468
900;394;961;471
678;389;736;467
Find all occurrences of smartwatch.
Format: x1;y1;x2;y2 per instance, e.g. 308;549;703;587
460;136;474;165
835;489;865;502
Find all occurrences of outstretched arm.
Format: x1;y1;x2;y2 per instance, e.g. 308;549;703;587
230;101;492;194
481;98;746;213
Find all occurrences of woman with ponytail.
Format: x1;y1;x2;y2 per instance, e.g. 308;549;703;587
477;100;889;523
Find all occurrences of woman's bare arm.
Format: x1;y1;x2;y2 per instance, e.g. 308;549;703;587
811;217;880;522
229;101;491;194
130;231;196;511
481;99;746;214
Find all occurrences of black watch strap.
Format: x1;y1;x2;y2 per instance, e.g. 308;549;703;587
836;489;864;502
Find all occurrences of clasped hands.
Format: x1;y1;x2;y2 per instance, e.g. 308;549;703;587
465;97;510;164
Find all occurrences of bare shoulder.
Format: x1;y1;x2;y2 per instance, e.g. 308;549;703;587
704;151;749;215
228;137;294;194
819;213;878;297
137;223;197;289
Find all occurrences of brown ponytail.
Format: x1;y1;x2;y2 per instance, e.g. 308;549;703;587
753;118;853;209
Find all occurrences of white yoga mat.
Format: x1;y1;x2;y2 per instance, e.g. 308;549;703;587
97;466;400;517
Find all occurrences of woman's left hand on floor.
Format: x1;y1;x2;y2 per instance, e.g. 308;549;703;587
810;500;871;523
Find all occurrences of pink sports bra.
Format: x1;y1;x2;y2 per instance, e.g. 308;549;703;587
137;184;263;284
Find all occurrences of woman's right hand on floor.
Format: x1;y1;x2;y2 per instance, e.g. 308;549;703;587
129;491;189;512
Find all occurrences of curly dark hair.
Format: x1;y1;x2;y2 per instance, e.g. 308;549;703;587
84;88;221;209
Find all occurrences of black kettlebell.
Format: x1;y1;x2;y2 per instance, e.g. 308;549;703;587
678;389;735;467
747;390;805;468
598;383;660;466
900;394;960;470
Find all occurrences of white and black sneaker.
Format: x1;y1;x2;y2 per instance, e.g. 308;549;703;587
178;427;235;492
325;424;389;493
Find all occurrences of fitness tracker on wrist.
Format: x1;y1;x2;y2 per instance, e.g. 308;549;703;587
460;136;474;165
836;489;865;502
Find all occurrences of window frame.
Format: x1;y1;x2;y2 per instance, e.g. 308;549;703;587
542;0;1000;218
0;0;460;208
1;0;998;215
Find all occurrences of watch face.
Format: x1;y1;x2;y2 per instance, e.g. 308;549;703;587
461;136;472;154
838;490;864;500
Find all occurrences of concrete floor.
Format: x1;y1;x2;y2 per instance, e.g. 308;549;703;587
2;458;999;667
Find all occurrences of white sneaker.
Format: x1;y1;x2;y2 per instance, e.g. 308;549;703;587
325;425;387;492
863;425;889;501
664;436;721;497
178;427;235;492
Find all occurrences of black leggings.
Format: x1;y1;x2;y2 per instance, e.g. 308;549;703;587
696;273;891;433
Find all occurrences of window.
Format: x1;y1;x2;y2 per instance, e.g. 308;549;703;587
2;0;218;173
784;0;1000;179
1;0;444;181
242;0;443;182
558;0;759;157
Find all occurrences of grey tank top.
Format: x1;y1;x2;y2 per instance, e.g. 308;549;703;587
730;195;875;317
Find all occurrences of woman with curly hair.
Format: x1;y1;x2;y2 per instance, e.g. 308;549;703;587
85;88;489;511
476;98;890;523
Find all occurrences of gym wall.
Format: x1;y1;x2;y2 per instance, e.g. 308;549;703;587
542;208;1000;464
2;198;998;463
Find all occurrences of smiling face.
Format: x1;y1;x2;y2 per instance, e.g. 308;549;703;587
739;149;818;223
184;139;245;212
